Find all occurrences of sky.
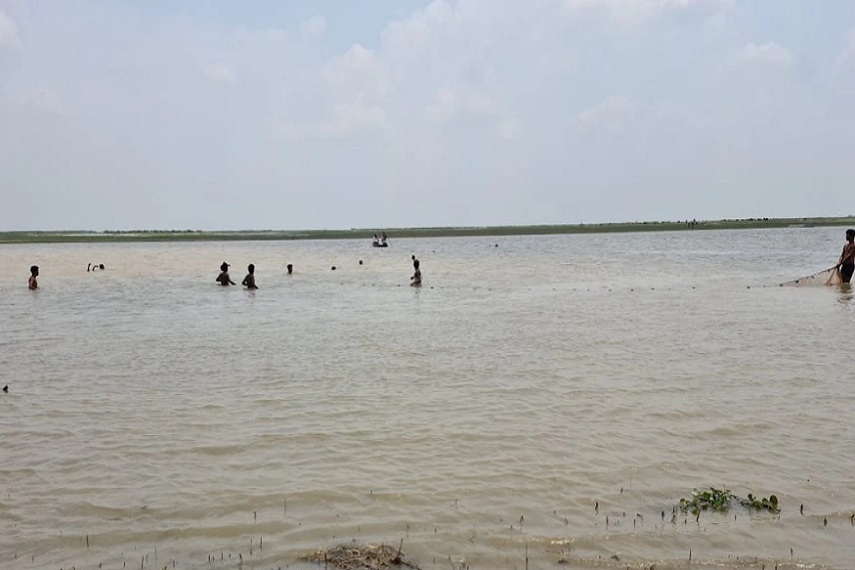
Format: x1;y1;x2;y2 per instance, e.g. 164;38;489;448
1;0;855;231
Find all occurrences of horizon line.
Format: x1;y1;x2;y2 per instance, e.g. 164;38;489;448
3;214;855;234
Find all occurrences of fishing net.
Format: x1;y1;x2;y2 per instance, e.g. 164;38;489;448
779;266;842;287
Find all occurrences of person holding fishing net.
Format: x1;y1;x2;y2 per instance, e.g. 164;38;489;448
779;228;855;287
837;228;855;283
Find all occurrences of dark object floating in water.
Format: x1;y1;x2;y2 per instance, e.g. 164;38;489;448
372;242;389;248
331;266;336;271
305;540;420;569
2;385;7;393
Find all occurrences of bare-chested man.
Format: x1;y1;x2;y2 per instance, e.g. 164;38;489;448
242;264;258;290
28;265;39;290
216;262;235;286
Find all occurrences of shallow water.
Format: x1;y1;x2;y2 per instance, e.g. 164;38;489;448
1;228;854;570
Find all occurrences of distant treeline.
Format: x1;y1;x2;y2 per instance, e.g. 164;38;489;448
1;216;853;244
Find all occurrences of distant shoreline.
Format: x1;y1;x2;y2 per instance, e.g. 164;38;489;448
1;216;853;244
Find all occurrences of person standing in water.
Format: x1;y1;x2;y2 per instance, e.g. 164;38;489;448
216;262;235;286
838;229;855;283
28;265;39;290
242;264;258;290
410;259;422;287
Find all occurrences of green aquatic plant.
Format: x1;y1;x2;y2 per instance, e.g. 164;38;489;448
740;493;780;513
679;488;781;515
679;487;733;515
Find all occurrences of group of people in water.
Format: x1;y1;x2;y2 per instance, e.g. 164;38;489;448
213;255;422;289
24;229;855;290
26;255;419;290
372;232;388;247
215;261;264;290
28;262;104;290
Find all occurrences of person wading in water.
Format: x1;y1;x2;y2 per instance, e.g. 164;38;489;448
216;262;235;286
838;229;855;284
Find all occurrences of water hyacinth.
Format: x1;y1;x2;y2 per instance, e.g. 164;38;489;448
679;487;733;515
679;488;780;515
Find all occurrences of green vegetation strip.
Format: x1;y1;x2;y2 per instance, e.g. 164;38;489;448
1;217;853;244
679;487;780;515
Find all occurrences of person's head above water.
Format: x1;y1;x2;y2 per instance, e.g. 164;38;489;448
247;263;255;273
287;264;293;274
99;264;105;270
30;265;39;276
220;262;229;272
413;259;420;269
847;229;855;241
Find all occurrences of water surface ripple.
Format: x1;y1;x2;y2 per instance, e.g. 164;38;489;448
1;229;853;569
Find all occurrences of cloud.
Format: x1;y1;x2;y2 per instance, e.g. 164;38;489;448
317;102;389;137
300;16;326;37
425;86;456;122
563;0;734;20
426;84;522;138
322;43;389;99
1;0;854;230
202;63;237;84
578;95;635;132
374;2;526;138
279;101;390;140
276;43;394;139
836;28;855;70
735;41;794;69
0;10;21;49
14;87;63;114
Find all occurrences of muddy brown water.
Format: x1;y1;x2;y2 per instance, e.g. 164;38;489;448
1;228;853;569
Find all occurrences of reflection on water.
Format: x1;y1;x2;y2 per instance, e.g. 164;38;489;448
1;228;854;570
836;283;853;305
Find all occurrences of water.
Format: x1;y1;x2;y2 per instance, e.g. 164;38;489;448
1;228;854;570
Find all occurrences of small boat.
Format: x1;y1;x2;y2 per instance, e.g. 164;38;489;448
372;241;389;248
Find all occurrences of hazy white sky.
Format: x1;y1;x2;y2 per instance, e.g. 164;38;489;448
2;0;854;230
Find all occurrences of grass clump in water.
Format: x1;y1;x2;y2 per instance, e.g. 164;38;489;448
304;539;421;570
